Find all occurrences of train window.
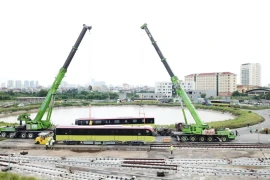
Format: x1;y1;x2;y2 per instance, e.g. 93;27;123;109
94;120;102;124
129;129;137;136
56;128;63;135
146;130;152;136
112;129;119;135
75;120;78;125
85;121;89;125
119;119;124;124
133;119;137;124
139;129;145;136
91;129;101;135
125;120;128;123
114;120;120;124
77;129;86;135
119;129;130;135
78;120;82;125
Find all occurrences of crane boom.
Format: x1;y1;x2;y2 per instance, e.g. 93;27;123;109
17;24;92;130
141;23;207;128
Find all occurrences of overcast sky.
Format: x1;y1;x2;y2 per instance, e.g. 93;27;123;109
1;0;270;87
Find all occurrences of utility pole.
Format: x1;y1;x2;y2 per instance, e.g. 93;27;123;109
8;154;10;180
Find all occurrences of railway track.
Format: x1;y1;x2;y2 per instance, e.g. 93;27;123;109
1;154;270;179
150;142;270;149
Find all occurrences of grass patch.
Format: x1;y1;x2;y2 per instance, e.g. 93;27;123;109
155;105;265;130
0;172;37;180
208;110;264;129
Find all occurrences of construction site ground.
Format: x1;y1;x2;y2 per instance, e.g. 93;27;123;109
1;140;270;180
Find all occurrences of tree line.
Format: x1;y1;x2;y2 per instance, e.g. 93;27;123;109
0;89;120;101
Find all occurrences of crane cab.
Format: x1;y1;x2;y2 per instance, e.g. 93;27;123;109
175;122;183;131
35;131;54;145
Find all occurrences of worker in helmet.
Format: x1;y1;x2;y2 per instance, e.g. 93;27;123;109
50;138;55;150
46;136;53;150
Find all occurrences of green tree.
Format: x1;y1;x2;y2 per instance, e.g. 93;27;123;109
265;92;270;100
108;92;119;99
38;89;48;97
80;91;89;96
232;91;241;96
200;93;206;98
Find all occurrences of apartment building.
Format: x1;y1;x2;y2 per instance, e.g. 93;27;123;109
155;82;173;98
155;81;196;99
240;63;261;86
185;72;237;96
7;80;14;89
15;80;22;89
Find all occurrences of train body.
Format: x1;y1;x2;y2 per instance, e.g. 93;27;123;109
52;125;156;145
75;117;155;127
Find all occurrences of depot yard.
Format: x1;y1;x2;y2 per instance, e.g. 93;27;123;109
1;143;270;180
0;108;269;179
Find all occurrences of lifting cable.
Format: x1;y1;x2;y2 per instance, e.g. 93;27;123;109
138;30;146;121
86;29;93;120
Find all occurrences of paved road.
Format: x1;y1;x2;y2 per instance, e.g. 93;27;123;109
234;109;270;143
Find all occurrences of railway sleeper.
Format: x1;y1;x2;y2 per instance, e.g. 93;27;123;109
176;135;229;142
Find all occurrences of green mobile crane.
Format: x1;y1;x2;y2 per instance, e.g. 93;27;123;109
141;23;236;142
0;24;92;139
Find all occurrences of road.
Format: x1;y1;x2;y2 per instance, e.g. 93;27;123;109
234;109;270;143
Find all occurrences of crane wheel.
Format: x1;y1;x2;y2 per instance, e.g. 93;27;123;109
207;136;213;142
199;136;205;142
181;136;188;142
27;133;34;139
21;133;27;139
1;132;7;138
190;136;196;142
221;136;227;142
9;133;15;138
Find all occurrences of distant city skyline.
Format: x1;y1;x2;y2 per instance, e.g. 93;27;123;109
1;68;270;89
1;1;270;89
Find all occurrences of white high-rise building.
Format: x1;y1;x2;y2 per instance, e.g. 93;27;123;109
15;80;22;89
1;82;6;88
240;63;261;86
7;80;14;88
24;80;29;89
30;80;35;88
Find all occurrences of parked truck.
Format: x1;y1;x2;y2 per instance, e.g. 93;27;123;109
141;23;236;142
0;24;92;139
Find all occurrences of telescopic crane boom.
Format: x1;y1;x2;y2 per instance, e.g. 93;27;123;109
141;23;208;130
141;23;236;142
18;24;92;130
0;24;92;139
